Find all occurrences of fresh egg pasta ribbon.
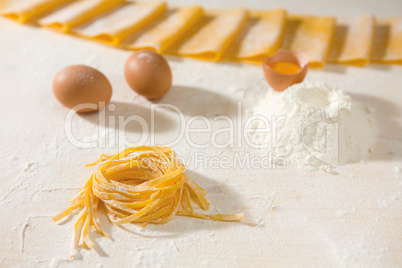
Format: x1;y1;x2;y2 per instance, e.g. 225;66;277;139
122;5;204;53
4;1;401;67
328;15;375;66
72;1;167;46
227;9;287;63
283;15;337;68
170;8;249;61
1;0;75;23
38;0;125;33
371;16;402;64
53;146;245;257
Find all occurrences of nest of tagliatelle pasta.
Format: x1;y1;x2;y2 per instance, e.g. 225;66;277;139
53;146;245;257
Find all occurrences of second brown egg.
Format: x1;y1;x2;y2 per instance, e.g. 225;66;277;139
124;50;172;99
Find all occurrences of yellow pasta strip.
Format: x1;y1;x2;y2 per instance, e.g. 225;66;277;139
108;171;155;181
283;14;337;68
104;203;127;219
70;209;87;257
135;204;174;223
227;9;287;63
1;0;74;23
178;186;194;214
169;8;249;61
371;16;402;64
54;146;244;254
104;160;143;175
112;192;174;224
79;215;90;247
83;234;94;249
185;178;209;210
72;1;167;46
150;189;182;224
103;198;151;211
328;15;375;66
178;211;246;222
86;153;111;167
122;6;204;53
38;0;125;32
53;199;84;222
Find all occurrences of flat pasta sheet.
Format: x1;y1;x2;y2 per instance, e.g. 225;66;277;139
1;0;74;23
2;1;402;67
38;0;125;33
72;1;167;46
371;17;402;64
328;15;375;66
227;9;287;63
283;15;337;68
168;8;248;61
122;6;204;53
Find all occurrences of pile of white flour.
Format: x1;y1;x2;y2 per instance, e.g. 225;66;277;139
249;81;377;171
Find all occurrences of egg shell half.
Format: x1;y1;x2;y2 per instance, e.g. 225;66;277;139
262;49;309;92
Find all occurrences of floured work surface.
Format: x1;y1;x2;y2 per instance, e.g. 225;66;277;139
0;0;401;267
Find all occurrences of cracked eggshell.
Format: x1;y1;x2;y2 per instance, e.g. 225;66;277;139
262;49;309;92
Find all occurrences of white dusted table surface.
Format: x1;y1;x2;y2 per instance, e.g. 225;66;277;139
0;0;401;267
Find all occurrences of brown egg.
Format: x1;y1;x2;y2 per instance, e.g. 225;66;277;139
124;50;172;99
53;65;112;113
262;49;309;92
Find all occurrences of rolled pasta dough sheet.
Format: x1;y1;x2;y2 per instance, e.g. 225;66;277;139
371;17;402;64
227;9;287;63
283;15;336;68
1;0;75;23
328;15;375;66
72;1;167;46
170;8;249;61
38;0;125;32
122;6;204;53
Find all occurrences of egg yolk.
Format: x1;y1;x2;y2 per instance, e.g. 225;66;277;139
271;62;301;75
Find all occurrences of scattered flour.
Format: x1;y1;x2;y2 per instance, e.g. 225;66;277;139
336;210;350;217
248;81;377;171
138;52;152;60
395;166;401;174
